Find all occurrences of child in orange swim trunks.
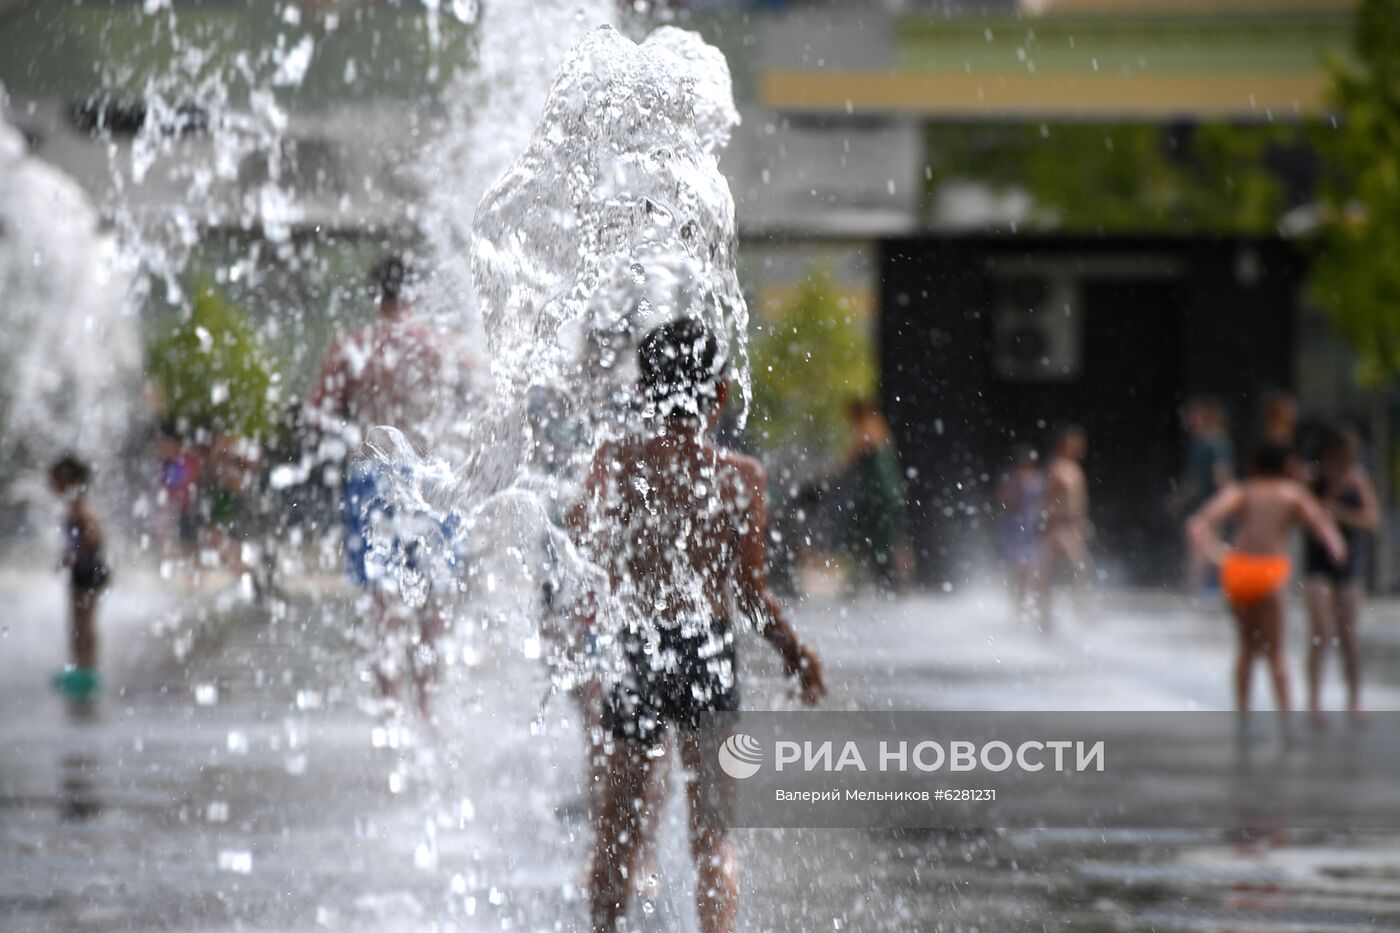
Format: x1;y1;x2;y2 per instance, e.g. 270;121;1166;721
1187;443;1346;721
1220;552;1293;608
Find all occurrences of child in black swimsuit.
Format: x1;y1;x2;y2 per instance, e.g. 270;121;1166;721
49;456;109;699
1303;427;1379;724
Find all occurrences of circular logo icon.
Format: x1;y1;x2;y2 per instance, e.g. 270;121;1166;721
717;733;763;779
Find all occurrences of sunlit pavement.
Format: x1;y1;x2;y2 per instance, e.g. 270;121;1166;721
4;567;1400;931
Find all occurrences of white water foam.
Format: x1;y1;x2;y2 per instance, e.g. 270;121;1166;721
415;0;618;347
0;101;141;479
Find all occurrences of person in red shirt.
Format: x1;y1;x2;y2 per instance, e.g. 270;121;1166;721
307;256;479;717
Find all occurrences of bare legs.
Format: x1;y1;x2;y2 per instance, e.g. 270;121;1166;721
1038;525;1089;633
1304;579;1329;720
1232;595;1289;719
1008;562;1034;626
590;729;736;933
1338;583;1363;712
1304;577;1363;720
590;737;651;930
371;591;444;720
680;731;738;932
70;588;99;671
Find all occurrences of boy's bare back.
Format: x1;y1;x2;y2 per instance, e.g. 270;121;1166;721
1233;480;1313;555
586;433;766;625
1190;477;1345;564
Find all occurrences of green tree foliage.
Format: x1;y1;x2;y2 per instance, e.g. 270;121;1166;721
1310;0;1400;387
147;279;280;440
926;121;1291;233
750;266;877;458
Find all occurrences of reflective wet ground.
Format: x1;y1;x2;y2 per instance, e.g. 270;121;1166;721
3;568;1399;931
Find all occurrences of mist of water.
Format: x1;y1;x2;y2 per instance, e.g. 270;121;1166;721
415;0;618;346
93;5;333;304
0;99;141;484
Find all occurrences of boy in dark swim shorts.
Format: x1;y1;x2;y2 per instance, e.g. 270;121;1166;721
602;615;740;744
570;320;824;933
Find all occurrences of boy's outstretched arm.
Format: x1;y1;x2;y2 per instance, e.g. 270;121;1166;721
1186;484;1244;565
735;459;825;705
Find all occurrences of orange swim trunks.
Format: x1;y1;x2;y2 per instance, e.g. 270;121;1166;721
1220;553;1292;608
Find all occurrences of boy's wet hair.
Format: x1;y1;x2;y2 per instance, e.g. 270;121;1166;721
1250;442;1294;477
370;255;407;304
50;454;92;489
638;318;722;417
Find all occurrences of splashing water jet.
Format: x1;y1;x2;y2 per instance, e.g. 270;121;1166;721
0;98;141;483
374;24;747;696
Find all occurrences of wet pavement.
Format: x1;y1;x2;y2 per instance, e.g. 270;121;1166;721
4;566;1400;931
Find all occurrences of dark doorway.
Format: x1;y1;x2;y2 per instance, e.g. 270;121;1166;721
879;235;1299;589
1075;278;1183;584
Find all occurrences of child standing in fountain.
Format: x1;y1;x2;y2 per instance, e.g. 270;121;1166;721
998;444;1045;625
49;455;110;699
572;320;825;933
1038;424;1092;632
1187;443;1346;724
307;255;481;719
1303;426;1378;724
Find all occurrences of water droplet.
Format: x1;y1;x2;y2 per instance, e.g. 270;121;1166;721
217;850;252;874
450;0;479;24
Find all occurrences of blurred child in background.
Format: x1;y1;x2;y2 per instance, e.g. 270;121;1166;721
1303;426;1379;724
841;399;910;593
1188;443;1345;725
49;455;110;699
998;444;1045;624
1179;397;1235;593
